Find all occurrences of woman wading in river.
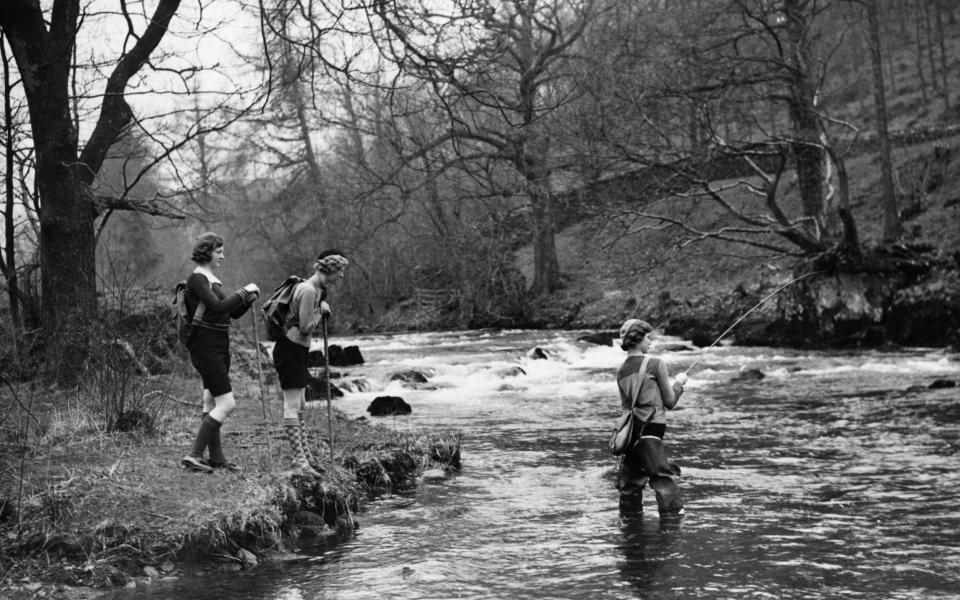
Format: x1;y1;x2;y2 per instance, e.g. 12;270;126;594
180;232;260;473
615;318;687;518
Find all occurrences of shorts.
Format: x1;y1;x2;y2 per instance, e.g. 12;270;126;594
188;327;232;397
272;335;308;390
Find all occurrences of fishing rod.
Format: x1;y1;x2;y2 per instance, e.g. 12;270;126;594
684;270;824;375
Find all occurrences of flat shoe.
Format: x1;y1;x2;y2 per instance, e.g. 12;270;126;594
181;455;213;473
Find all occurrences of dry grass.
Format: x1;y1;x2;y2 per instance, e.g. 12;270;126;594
0;344;462;594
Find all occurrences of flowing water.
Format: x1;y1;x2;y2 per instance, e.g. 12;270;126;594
105;330;960;599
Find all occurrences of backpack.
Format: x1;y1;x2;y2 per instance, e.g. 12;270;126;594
173;281;205;346
260;276;303;341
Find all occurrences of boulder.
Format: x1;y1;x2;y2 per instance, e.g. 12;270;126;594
307;350;325;368
929;379;956;389
305;373;344;401
496;366;526;378
328;344;365;366
367;396;412;416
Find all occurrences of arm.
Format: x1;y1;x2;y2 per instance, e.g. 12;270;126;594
655;359;684;409
187;273;253;315
295;284;321;337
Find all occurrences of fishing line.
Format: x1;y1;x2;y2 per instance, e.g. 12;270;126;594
685;270;824;375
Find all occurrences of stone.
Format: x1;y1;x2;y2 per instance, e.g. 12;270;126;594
528;347;548;360
577;331;618;346
142;566;160;578
328;344;365;366
367;396;412;417
929;379;956;389
236;548;258;569
421;469;448;483
731;368;765;382
496;366;526;378
389;369;431;385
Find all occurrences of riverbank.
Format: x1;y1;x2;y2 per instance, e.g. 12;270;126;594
0;345;461;599
377;135;960;350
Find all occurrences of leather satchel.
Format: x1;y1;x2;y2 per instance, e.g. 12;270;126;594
608;356;650;456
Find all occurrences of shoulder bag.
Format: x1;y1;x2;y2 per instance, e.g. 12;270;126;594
608;356;651;456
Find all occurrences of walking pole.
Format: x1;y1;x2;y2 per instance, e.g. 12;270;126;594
251;308;272;453
685;270;824;375
321;317;335;466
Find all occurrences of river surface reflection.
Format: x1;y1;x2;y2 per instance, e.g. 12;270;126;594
102;330;960;599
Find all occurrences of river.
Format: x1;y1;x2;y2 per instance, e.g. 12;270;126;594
103;329;960;599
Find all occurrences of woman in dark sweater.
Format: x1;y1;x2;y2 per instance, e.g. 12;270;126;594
180;232;259;473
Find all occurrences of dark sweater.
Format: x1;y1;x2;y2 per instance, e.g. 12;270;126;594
185;272;254;332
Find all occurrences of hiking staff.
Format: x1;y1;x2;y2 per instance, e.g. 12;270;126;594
251;308;271;453
267;250;348;477
321;317;335;466
685;270;824;375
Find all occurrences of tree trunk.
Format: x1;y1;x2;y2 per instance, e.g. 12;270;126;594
32;95;98;383
913;0;929;103
528;185;560;297
867;0;903;242
783;0;827;241
934;0;950;110
2;35;21;343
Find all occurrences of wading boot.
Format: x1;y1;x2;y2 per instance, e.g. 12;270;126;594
618;495;644;517
284;419;322;478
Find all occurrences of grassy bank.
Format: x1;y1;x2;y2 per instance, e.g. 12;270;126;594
0;331;461;599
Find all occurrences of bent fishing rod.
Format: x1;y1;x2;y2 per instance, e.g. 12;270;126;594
684;270;824;375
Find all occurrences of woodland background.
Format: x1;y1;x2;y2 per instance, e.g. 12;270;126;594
2;0;959;383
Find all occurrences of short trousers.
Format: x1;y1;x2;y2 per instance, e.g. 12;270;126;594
188;327;232;397
272;335;308;390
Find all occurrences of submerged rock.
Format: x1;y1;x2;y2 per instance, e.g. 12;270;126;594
389;369;432;385
731;368;765;382
577;331;618;346
528;347;549;360
497;366;526;378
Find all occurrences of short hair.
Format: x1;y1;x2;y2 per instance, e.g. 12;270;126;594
619;318;653;351
191;232;224;264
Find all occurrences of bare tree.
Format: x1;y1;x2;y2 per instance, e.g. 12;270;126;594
371;0;603;296
862;0;902;242
0;1;262;381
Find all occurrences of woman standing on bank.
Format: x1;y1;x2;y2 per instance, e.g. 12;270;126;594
615;318;688;518
271;249;349;477
180;232;260;473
